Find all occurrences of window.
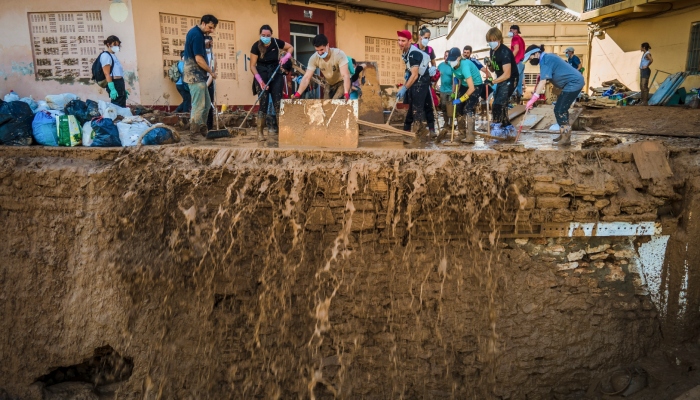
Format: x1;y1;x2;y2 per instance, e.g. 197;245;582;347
687;22;700;73
584;0;625;12
523;73;539;85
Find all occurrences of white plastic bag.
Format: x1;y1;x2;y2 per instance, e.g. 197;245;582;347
35;100;50;113
82;121;94;147
115;105;133;118
3;91;20;102
20;96;38;112
98;100;118;120
45;93;79;110
117;120;150;146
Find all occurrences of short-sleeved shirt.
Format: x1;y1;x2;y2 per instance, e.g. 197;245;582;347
489;44;518;82
567;55;582;70
437;62;454;93
99;52;123;77
413;43;436;62
250;38;285;66
539;53;585;92
308;48;349;85
403;47;431;84
183;26;207;84
510;34;526;64
454;58;483;87
468;57;484;71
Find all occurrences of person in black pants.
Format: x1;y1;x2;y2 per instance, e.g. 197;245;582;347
250;25;294;141
100;35;128;108
396;30;435;141
485;27;519;137
174;56;191;113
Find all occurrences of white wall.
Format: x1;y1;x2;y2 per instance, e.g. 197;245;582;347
440;13;492;56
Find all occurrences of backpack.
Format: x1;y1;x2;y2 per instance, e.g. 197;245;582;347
168;62;181;83
91;51;113;88
403;46;430;77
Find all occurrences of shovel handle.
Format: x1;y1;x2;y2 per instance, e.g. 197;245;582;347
236;65;282;129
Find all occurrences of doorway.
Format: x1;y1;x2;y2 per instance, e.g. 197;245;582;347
290;22;318;70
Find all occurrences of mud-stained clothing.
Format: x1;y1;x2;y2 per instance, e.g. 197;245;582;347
492;79;515;126
553;90;579;126
456;84;483;117
308;48;349;86
183;26;209;132
251;38;286;118
402;46;434;131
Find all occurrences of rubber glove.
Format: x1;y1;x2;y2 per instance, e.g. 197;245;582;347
429;66;437;77
125;90;130;99
453;93;469;105
396;86;407;100
254;73;267;90
526;93;540;110
279;52;292;66
450;92;457;100
107;82;118;100
344;92;350;101
292;92;302;99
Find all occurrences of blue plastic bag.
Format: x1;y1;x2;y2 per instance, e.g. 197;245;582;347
142;127;176;145
90;117;122;147
32;111;59;146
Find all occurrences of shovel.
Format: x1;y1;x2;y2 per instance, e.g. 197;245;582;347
444;84;461;146
206;85;230;139
230;65;281;136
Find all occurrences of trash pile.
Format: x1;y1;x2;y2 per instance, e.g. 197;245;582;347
0;90;179;147
648;72;700;107
585;80;640;108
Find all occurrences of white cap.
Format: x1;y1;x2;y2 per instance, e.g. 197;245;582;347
564;47;575;53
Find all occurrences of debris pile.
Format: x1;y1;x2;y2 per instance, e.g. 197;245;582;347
586;79;639;108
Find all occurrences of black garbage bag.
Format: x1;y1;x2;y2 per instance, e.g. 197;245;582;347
142;127;178;145
0;101;33;119
0;114;33;146
90;117;121;147
65;99;100;125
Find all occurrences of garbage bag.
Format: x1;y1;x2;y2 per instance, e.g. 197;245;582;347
91;118;121;147
142;126;178;145
0;101;33;119
56;115;82;147
3;91;20;103
20;96;38;112
118;121;150;146
82;121;94;147
64;99;101;125
46;93;79;111
0;114;33;146
32;111;59;146
98;100;132;119
35;100;50;113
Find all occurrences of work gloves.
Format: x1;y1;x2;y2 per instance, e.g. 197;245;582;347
344;92;350;101
429;66;437;77
453;93;469;105
279;53;292;66
396;86;407;100
526;93;540;110
107;82;118;100
255;74;267;90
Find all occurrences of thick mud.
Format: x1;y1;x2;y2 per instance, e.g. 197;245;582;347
1;144;700;399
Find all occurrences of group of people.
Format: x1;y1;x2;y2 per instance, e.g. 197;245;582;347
97;14;653;147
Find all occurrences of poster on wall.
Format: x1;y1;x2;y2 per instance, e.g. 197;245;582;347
364;36;404;87
159;13;237;81
27;11;105;82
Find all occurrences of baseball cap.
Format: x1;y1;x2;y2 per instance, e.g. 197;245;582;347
510;25;520;34
446;47;461;62
397;30;412;40
564;47;575;53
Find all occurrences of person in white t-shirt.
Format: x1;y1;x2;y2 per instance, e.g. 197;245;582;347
100;35;128;107
292;34;351;101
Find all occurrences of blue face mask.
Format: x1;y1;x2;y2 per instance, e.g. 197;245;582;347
319;50;329;59
261;36;271;45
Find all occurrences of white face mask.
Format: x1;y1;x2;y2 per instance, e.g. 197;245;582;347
449;60;459;68
421;38;429;47
507;31;514;38
488;41;499;50
111;46;120;53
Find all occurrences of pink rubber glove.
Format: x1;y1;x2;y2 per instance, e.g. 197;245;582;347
279;52;292;66
526;93;540;110
254;73;266;90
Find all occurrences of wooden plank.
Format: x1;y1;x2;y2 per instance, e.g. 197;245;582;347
357;120;415;137
518;113;544;130
508;104;526;120
630;141;673;180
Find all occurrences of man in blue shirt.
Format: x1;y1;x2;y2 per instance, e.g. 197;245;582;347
183;14;218;138
565;47;583;73
437;51;454;129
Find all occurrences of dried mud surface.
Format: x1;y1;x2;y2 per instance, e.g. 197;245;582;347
583;106;700;137
1;145;700;399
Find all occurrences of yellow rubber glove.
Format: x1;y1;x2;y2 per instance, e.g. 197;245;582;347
459;93;470;102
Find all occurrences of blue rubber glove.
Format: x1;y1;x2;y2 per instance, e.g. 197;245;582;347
453;93;469;105
429;66;437;77
125;90;130;99
107;82;118;100
396;86;407;99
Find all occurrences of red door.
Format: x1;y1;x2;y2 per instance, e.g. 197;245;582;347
277;4;336;47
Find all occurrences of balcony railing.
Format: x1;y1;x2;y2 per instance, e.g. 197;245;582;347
584;0;625;12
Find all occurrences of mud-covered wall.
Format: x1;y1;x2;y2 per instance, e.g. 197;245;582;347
0;146;699;399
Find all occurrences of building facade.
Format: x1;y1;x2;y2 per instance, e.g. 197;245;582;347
583;0;700;91
0;0;449;107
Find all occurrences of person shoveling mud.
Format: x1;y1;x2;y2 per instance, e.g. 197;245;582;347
446;47;483;144
396;29;435;142
183;14;219;139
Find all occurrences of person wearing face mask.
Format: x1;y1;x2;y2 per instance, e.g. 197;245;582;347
507;25;526;103
184;14;218;138
437;51;455;129
446;47;482;144
524;44;584;146
395;30;434;140
414;27;437;68
100;35;128;107
250;25;294;140
462;45;492;100
204;36;216;130
293;34;351;102
485;28;519;137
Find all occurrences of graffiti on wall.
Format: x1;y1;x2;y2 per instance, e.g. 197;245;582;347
159;13;237;81
364;36;404;86
27;11;105;81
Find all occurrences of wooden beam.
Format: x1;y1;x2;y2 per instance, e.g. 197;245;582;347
357;120;416;137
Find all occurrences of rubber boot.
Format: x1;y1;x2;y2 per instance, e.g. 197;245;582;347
641;90;649;106
456;116;467;140
553;126;564;142
267;115;278;134
256;112;266;141
557;125;571;146
412;121;428;143
461;115;475;144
